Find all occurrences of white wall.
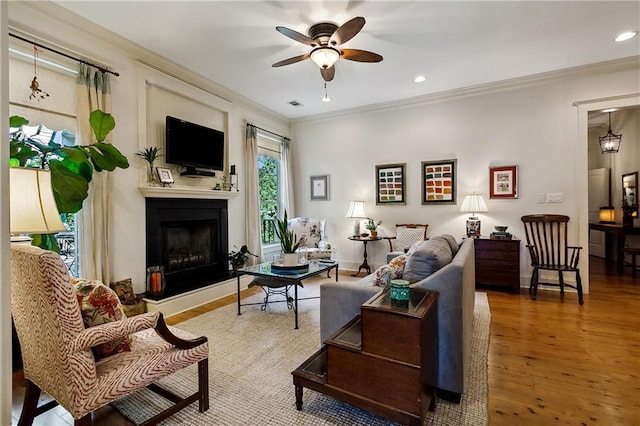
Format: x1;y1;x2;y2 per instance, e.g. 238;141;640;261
7;2;290;293
291;63;640;289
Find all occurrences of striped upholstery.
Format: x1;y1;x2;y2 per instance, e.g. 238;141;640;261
10;244;209;420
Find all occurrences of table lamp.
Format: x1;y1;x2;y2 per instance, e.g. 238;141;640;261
345;200;368;237
10;167;66;241
460;193;488;237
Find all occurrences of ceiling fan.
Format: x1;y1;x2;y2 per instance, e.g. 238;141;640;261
272;16;383;82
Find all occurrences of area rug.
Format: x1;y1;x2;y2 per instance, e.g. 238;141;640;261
112;284;490;425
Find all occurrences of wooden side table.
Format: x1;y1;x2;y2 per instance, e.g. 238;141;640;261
348;236;382;277
474;237;521;293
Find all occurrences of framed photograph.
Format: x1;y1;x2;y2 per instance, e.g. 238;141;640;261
490;165;518;198
376;163;406;205
421;159;456;205
310;175;329;200
156;167;174;184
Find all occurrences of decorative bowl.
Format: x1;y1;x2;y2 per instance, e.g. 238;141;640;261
494;226;508;232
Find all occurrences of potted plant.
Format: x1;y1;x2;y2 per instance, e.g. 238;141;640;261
274;210;301;266
135;146;161;185
365;218;382;238
227;245;257;276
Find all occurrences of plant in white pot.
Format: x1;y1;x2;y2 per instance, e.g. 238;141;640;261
274;210;301;266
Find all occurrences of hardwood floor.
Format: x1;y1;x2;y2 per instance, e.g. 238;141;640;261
11;258;639;425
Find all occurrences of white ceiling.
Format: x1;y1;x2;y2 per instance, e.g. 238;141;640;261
54;1;639;120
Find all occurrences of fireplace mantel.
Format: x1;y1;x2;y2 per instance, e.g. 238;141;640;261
139;186;240;200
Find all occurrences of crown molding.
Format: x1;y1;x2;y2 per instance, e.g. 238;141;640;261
292;56;640;126
9;0;289;127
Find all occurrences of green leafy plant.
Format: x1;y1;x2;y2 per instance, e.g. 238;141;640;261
227;245;257;272
365;218;382;232
135;146;161;183
274;210;300;254
9;110;129;251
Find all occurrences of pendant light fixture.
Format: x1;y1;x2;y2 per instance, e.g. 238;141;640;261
599;111;622;154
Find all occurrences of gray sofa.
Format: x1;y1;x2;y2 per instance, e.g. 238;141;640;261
320;236;475;402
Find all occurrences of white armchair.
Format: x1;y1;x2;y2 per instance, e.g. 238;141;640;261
287;217;333;260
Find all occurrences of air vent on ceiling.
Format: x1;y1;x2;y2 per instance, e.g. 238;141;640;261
288;100;303;107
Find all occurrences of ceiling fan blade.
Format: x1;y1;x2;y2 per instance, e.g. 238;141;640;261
341;48;383;63
320;66;335;82
330;17;365;45
276;26;316;46
272;54;310;67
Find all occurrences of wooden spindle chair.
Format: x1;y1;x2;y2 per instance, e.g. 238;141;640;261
521;214;584;305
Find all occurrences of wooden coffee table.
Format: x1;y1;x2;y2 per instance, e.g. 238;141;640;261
292;287;438;425
237;261;338;329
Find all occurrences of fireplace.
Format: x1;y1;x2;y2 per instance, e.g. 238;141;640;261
145;198;229;300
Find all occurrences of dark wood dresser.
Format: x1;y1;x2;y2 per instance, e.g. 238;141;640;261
292;288;438;426
474;237;521;293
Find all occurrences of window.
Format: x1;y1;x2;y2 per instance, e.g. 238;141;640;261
257;132;284;246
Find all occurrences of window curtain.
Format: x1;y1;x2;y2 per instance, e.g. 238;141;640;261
76;63;111;283
280;138;294;217
245;124;262;264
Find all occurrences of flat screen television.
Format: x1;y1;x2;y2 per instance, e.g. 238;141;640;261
165;115;224;175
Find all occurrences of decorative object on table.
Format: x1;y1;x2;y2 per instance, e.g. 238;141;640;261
274;210;301;266
345;200;368;236
310;174;329;200
28;46;50;101
135;146;161;186
599;206;616;224
622;171;638;223
460;193;488;237
227;245;257;276
365;217;382;238
422;159;456;204
389;279;410;301
489;165;518;198
599;111;622;154
156;166;174;187
376;163;405;205
490;225;513;240
146;265;166;297
9;110;128;251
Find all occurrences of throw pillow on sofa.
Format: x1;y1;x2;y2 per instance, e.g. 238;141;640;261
73;278;132;358
431;234;460;256
371;254;409;287
402;237;453;283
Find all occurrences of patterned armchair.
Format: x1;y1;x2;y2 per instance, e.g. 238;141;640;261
287;217;333;260
10;244;209;426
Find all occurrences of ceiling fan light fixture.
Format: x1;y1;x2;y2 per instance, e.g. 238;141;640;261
310;47;340;69
322;82;331;102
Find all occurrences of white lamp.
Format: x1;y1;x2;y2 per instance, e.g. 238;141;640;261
345;200;368;237
460;193;488;238
310;46;340;69
10;167;66;239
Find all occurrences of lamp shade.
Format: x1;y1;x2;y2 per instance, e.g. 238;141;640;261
310;47;340;69
460;193;488;214
345;200;368;218
599;206;616;223
10;167;66;234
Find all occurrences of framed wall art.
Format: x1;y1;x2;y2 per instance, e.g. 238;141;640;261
489;165;518;198
376;163;406;205
421;159;456;205
156;167;174;185
310;175;329;200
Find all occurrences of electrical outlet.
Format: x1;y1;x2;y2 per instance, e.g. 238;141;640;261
546;192;563;203
536;193;546;203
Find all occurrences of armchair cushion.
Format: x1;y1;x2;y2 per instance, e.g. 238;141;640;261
73;278;132;358
396;225;428;251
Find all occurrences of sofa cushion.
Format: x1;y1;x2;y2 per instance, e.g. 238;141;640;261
402;237;453;283
288;217;324;248
73;278;132;358
371;254;409;287
432;234;460;256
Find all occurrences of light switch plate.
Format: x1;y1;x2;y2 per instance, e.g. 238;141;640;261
546;192;563;203
536;193;546;203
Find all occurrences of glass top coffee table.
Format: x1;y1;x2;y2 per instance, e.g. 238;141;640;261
237;261;339;329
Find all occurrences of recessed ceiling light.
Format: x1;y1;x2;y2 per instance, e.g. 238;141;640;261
615;31;638;42
602;108;619;113
414;75;426;83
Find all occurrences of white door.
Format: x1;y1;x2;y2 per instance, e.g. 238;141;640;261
588;168;609;258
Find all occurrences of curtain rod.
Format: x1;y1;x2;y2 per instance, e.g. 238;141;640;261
9;32;120;77
248;123;290;141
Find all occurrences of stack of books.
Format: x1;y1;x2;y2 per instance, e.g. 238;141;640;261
490;231;512;240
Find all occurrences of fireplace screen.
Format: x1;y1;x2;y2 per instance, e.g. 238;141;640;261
162;221;217;272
